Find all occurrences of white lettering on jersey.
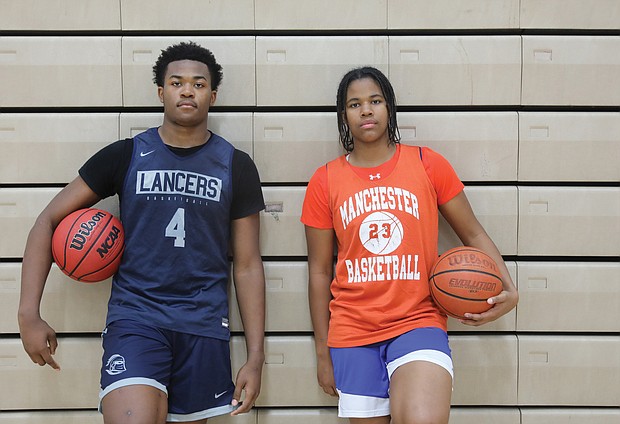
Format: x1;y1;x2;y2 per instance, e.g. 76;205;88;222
339;186;419;230
345;255;421;283
136;170;222;201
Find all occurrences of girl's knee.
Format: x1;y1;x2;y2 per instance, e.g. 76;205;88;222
391;404;450;424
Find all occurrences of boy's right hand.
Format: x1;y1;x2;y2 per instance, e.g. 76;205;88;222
19;316;60;370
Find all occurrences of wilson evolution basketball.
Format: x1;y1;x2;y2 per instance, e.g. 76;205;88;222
52;208;124;283
429;246;503;319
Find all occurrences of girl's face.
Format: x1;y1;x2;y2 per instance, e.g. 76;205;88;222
344;77;389;147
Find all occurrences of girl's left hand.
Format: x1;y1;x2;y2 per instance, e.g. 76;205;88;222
459;289;519;326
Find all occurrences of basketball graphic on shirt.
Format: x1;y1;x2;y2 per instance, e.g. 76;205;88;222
359;211;404;255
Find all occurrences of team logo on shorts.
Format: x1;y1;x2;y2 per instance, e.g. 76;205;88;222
105;354;127;375
359;211;404;255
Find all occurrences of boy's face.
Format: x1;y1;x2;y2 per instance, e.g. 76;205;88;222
158;59;217;127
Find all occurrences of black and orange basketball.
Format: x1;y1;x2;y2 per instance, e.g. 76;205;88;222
429;246;503;319
52;208;124;283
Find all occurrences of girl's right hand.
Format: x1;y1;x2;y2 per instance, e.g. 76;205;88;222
316;354;338;397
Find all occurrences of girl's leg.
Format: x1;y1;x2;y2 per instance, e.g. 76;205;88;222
389;361;452;424
350;417;390;424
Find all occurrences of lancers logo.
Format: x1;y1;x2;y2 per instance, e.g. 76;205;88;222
136;170;222;201
105;354;127;376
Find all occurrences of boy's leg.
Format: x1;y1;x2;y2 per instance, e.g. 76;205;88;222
166;332;235;422
102;385;168;424
99;320;172;424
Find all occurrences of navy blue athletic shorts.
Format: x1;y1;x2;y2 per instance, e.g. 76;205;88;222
99;319;235;422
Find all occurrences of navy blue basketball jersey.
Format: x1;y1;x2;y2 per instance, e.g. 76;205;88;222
106;127;235;340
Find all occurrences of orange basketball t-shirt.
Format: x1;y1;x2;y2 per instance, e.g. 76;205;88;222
302;144;464;347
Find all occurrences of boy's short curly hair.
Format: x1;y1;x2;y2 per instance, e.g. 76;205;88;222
152;41;223;90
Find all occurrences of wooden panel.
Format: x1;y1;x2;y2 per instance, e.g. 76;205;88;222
451;335;518;405
255;0;386;30
0;264;110;335
0;411;102;423
518;112;620;182
258;409;344;424
518;187;620;256
0;0;120;30
0;338;101;410
399;112;518;181
521;0;620;29
253;113;341;183
120;0;253;30
517;262;620;332
439;187;518;256
0;37;122;107
388;0;519;29
0;113;119;184
260;187;307;256
389;36;521;105
231;336;338;407
522;36;620;106
449;407;520;424
521;408;620;423
230;262;311;332
518;336;620;406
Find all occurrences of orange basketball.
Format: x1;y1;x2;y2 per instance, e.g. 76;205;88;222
429;246;503;319
52;208;124;283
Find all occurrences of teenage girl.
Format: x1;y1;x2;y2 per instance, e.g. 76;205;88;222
301;66;518;423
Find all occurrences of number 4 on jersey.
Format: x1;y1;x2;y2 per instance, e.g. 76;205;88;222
165;208;186;247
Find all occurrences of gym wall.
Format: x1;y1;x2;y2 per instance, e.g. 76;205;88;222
1;1;619;423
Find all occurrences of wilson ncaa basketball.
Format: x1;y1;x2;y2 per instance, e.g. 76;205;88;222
429;246;503;319
52;208;124;283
